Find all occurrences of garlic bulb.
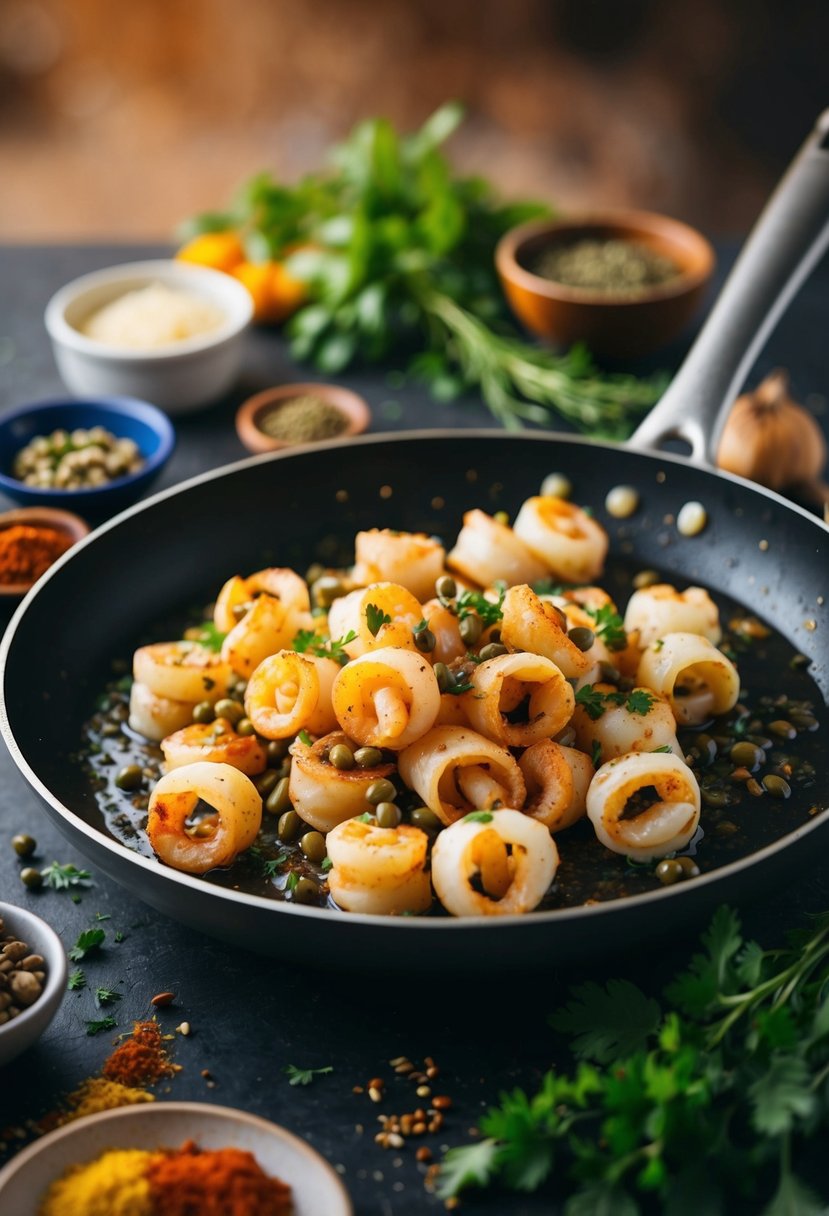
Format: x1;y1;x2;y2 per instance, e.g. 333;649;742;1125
717;370;827;494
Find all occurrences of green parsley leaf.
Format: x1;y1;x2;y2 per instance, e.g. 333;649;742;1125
463;810;494;824
293;628;356;665
85;1015;118;1036
591;739;602;768
94;986;122;1008
748;1055;816;1136
625;689;656;715
584;603;628;651
285;1064;333;1086
40;861;93;891
285;872;300;892
114;930;125;944
321;857;333;872
549;979;661;1064
260;852;290;879
297;729;313;746
67;969;87;991
365;602;392;636
456;586;506;628
437;1138;500;1199
94;912;111;921
763;1172;824;1216
190;621;226;652
651;744;673;753
356;812;374;824
574;684;616;720
68;927;105;962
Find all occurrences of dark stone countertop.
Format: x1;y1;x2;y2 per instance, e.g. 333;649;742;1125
0;242;827;1215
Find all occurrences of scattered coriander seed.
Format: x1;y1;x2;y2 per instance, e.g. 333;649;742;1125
11;834;36;859
605;484;640;518
541;472;572;499
677;500;708;536
176;1021;191;1036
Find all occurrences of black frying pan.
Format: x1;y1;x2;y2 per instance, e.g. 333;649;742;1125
1;115;827;973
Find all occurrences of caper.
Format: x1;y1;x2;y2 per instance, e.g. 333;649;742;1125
414;628;436;654
434;662;452;693
790;711;818;731
676;856;700;877
598;661;620;684
12;834;36;859
115;764;144;791
459;614;482;646
478;642;507;662
730;741;764;771
768;719;797;740
493;510;509;525
277;808;302;840
329;743;355;771
214;698;244;726
192;701;215;725
292;876;320;905
655;858;683;886
267;739;291;765
568;626;595;652
701;788;730;808
20;866;43;890
762;774;791;799
366;778;396;805
689;734;717;766
410;805;441;831
353;746;383;769
254;770;280;798
268;778;293;818
312;575;348;610
436;575;456;601
300;830;326;864
236;717;255;737
376;802;402;828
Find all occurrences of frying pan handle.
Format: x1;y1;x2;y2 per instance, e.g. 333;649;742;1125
630;109;829;465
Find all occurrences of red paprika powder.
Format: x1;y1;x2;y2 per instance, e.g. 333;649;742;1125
0;524;72;585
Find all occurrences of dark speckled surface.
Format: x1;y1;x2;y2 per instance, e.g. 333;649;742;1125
0;243;827;1214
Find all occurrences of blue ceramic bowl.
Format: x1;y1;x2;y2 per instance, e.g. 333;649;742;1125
0;397;175;513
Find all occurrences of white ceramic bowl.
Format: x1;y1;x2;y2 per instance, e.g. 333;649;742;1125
0;1102;352;1216
0;900;67;1068
44;260;254;415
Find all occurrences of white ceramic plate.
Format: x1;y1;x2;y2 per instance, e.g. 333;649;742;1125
0;1101;352;1216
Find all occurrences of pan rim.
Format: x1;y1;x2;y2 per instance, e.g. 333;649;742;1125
1;428;826;934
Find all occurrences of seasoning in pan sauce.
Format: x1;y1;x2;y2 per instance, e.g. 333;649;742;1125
75;498;821;914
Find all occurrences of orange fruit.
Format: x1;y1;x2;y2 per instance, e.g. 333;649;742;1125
231;259;308;324
176;232;245;274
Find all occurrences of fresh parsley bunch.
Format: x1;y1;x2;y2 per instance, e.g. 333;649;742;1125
439;907;829;1212
182;104;665;437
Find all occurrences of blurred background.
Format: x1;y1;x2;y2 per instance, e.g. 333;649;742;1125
1;0;827;240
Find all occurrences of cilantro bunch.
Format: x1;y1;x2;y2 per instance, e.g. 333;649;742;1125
440;907;829;1212
182;104;665;438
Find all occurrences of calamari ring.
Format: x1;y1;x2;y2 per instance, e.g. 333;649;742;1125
147;761;262;874
161;719;267;775
245;651;339;739
586;751;701;860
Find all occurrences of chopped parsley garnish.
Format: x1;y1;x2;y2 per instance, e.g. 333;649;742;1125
413;618;430;634
68;928;105;962
652;744;673;753
456;585;506;627
285;872;300;893
285;1064;334;1087
356;812;374;824
85;1015;118;1036
321;857;333;872
583;603;628;651
293;628;357;665
298;729;313;746
189;621;227;652
366;602;392;636
40;861;92;891
575;685;656;720
94;986;122;1008
463;810;494;824
590;740;602;768
67;969;87;991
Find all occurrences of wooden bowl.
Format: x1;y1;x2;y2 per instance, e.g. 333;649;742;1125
495;210;715;359
0;507;90;598
235;383;371;454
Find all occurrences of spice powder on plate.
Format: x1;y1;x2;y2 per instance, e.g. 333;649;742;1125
259;395;348;443
533;238;680;296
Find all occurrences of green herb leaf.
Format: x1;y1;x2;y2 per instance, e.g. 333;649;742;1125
94;986;122;1008
591;740;602;768
652;744;673;753
293;628;357;665
85;1015;118;1036
365;602;392;637
625;689;656;715
67;969;87;991
456;586;505;627
584;603;628;651
549;979;661;1063
41;861;93;891
189;621;226;652
284;1064;334;1087
68;928;105;962
286;872;300;893
297;729;313;747
437;1138;500;1198
574;684;614;720
462;810;494;824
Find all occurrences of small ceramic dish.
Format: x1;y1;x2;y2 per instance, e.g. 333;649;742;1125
0;507;90;597
0;1101;352;1216
235;382;371;454
495;210;715;358
0;900;67;1069
45;260;254;413
0;397;175;513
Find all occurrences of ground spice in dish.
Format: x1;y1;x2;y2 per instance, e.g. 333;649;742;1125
37;1147;160;1216
533;238;680;295
146;1140;293;1215
102;1019;177;1087
60;1077;155;1124
0;524;72;584
259;395;348;443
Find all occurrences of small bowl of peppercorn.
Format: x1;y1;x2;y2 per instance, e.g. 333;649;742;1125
0;900;67;1067
235;382;371;455
0;506;90;599
495;210;715;359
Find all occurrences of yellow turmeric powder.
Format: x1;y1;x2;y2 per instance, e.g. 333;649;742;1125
38;1148;162;1216
60;1077;155;1124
